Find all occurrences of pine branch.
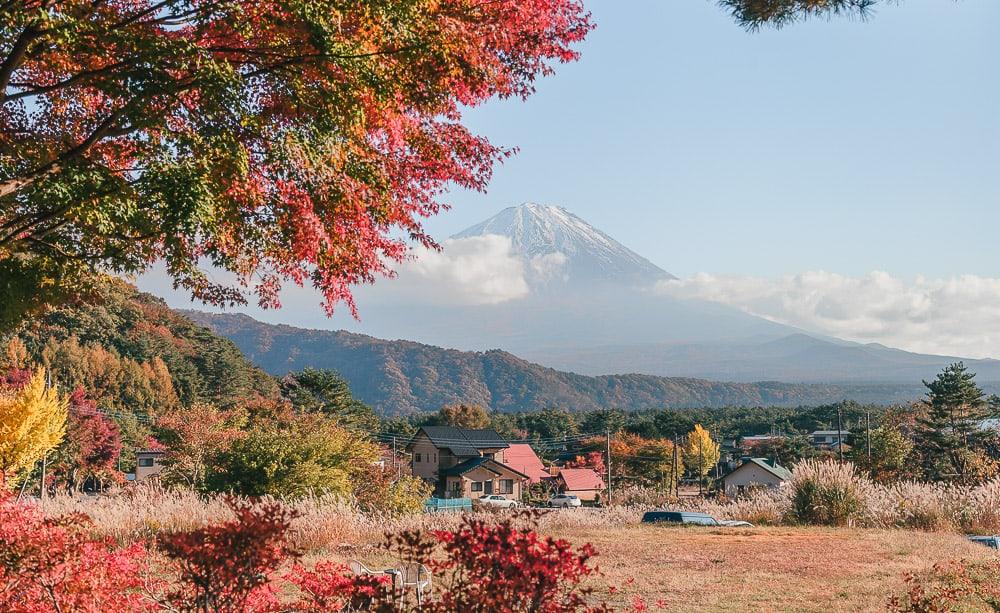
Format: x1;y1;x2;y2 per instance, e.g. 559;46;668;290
719;0;881;31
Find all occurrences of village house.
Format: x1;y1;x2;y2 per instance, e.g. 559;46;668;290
809;430;849;448
552;467;605;502
407;426;529;499
503;443;549;484
721;457;792;497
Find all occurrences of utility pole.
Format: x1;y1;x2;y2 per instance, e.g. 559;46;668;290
393;436;400;480
672;435;680;499
40;370;51;505
605;430;612;507
39;453;47;505
837;405;845;462
698;432;704;495
866;410;872;462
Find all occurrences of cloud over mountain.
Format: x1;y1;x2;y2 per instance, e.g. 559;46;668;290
657;271;1000;358
371;235;530;306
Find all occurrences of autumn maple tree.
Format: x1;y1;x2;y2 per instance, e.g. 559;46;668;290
0;0;592;325
49;387;122;492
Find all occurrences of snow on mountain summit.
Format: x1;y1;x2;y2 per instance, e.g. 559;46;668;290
452;203;675;285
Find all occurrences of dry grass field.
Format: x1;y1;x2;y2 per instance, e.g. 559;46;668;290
309;524;996;612
43;489;999;611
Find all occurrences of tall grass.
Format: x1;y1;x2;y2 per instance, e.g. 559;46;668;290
40;463;1000;547
701;460;1000;533
42;484;645;553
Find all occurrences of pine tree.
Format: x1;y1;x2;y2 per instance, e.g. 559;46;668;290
280;368;377;429
0;369;68;486
915;363;995;483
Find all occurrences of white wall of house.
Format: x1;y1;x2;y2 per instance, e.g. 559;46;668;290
723;463;785;497
135;452;164;481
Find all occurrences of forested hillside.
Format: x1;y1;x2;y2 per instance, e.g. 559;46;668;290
189;312;927;414
5;280;278;417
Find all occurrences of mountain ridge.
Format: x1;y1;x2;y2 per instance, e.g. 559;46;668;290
185;310;939;415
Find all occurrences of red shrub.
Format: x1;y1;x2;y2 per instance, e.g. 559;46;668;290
386;510;613;613
286;561;395;612
0;494;152;612
157;497;298;613
0;495;627;612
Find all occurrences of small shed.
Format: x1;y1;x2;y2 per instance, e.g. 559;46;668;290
134;449;165;481
721;458;792;498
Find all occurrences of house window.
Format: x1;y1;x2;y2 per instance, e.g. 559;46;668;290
499;479;514;494
471;482;483;492
414;453;421;463
138;458;154;467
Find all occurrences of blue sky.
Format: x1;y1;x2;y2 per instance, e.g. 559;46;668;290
142;0;1000;357
430;0;998;279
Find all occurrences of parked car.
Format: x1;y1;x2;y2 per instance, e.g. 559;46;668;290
478;494;520;509
968;535;1000;550
641;511;753;528
548;494;582;508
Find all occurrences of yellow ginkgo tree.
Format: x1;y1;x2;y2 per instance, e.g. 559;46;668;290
0;369;68;487
683;424;721;494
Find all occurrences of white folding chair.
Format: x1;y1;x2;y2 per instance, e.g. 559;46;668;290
348;559;375;576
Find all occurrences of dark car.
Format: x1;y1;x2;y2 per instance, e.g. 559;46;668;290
641;511;752;527
968;535;1000;550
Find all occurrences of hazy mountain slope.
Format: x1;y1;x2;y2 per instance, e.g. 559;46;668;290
187;311;929;415
523;334;1000;383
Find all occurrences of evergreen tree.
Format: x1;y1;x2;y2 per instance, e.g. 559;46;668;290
280;368;377;429
914;363;996;483
722;0;885;30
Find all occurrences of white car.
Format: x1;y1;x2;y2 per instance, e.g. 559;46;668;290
549;494;582;508
478;494;520;509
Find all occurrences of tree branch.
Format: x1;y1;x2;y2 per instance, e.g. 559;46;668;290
0;21;46;105
0;103;134;199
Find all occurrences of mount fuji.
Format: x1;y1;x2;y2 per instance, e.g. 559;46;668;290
187;203;1000;387
451;203;674;287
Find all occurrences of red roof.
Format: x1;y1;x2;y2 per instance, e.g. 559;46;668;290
558;468;605;492
503;444;548;484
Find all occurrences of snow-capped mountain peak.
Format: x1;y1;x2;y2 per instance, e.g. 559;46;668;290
452;203;674;285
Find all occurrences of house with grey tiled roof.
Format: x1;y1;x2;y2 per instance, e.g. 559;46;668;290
407;426;528;500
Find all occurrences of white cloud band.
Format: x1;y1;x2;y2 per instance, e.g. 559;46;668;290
656;271;1000;358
